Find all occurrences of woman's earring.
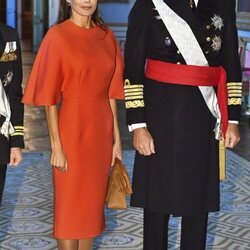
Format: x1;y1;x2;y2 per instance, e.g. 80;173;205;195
67;2;71;6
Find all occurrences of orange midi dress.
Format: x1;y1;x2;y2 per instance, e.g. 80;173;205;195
22;20;124;239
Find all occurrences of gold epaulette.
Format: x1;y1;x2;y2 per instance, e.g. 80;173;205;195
12;126;24;136
227;82;242;106
0;52;17;62
124;79;145;109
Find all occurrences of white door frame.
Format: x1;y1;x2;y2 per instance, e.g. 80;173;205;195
16;0;23;38
49;0;60;27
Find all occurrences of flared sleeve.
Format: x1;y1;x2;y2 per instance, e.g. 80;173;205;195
222;0;242;121
22;27;63;106
108;33;125;100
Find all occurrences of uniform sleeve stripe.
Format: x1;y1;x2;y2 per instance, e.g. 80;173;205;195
12;132;24;136
125;92;144;96
228;90;242;94
227;82;242;87
227;86;242;90
228;93;242;97
124;85;144;89
124;79;144;89
125;96;144;100
124;88;144;93
14;126;24;129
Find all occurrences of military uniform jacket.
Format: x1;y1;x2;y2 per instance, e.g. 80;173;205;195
0;23;24;165
124;0;242;215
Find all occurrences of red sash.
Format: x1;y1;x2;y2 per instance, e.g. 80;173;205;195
145;59;228;136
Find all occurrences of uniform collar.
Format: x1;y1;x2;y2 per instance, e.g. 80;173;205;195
194;0;199;7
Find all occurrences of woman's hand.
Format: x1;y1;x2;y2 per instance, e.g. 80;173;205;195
111;140;122;166
225;123;240;148
50;147;68;172
133;127;155;156
9;147;22;166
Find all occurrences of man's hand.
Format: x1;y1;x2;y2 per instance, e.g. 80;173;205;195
133;128;155;156
225;124;240;148
9;147;23;167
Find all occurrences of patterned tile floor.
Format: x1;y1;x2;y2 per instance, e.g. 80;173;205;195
0;150;249;250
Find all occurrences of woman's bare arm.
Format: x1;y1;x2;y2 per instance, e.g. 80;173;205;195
45;105;67;171
109;99;122;165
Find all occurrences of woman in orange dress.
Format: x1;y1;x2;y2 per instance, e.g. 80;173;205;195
22;0;124;249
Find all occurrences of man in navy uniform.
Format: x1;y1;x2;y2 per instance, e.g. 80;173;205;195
124;0;242;249
0;23;24;204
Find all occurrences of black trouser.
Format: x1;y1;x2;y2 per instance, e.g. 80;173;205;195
0;164;7;205
144;209;208;250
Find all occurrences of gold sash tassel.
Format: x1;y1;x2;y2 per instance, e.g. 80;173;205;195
219;138;226;181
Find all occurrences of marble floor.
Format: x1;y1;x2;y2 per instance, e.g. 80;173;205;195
0;150;249;249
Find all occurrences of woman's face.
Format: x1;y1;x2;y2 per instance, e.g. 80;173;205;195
66;0;98;18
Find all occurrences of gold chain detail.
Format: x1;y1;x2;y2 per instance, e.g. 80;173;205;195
126;100;145;109
228;98;242;105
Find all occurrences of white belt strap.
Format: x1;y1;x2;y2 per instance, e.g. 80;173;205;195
152;0;221;139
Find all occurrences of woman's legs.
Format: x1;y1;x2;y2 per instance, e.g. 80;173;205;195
180;213;208;250
143;209;170;250
57;240;78;250
78;239;93;250
57;239;93;250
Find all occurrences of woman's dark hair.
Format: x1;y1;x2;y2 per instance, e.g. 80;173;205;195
58;0;107;31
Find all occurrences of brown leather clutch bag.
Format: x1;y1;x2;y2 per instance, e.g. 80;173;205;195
106;157;133;210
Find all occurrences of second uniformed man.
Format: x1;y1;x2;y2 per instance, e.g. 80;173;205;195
0;22;24;204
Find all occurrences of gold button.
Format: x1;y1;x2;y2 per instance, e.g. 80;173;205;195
206;25;211;30
206;37;211;42
177;50;181;54
177;62;181;65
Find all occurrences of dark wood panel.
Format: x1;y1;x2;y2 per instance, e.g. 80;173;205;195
0;0;6;23
22;0;32;39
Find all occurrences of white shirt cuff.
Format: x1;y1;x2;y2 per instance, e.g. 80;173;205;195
128;121;238;132
128;123;147;132
228;120;239;125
